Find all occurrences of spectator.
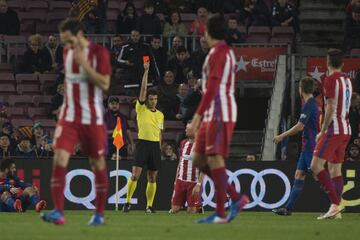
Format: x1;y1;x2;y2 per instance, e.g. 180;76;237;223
167;46;192;84
350;93;360;141
186;70;199;89
344;3;360;53
150;35;167;80
226;15;246;45
21;34;52;74
14;136;36;160
163;11;188;37
49;83;64;120
182;79;202;124
117;30;154;95
176;83;189;120
43;35;64;72
116;2;138;34
110;35;125;65
191;36;210;76
346;0;360;14
0;0;20;35
246;154;256;161
38;135;53;157
0;133;12;159
190;6;208;35
136;0;162;35
242;0;271;26
104;96;135;159
346;144;360;161
31;122;45;154
161;143;178;161
0;104;9;127
83;0;108;34
167;36;184;60
157;70;180;120
271;0;300;33
354;137;360;148
1;122;17;147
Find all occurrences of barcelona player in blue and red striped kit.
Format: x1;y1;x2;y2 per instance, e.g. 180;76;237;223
272;77;318;215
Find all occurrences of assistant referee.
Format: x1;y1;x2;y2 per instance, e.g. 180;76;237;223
123;60;164;213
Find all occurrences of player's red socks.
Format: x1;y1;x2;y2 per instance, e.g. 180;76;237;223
51;165;66;211
332;176;344;201
94;169;109;215
317;169;340;205
211;167;228;218
203;166;239;202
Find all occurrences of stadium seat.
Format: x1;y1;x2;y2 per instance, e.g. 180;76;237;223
3;35;27;44
39;73;57;84
162;132;177;142
6;0;24;11
19;11;46;23
272;26;294;37
0;73;15;84
32;95;52;107
34;119;56;128
11;118;33;128
127;120;137;130
119;103;131;119
46;12;68;23
350;49;360;56
17;84;41;95
25;1;49;14
15;73;39;84
28;107;48;119
0;63;13;73
36;22;59;35
164;121;184;131
8;95;33;106
270;37;293;44
238;26;247;35
0;84;17;94
181;13;197;21
49;1;72;12
246;26;271;43
6;106;26;119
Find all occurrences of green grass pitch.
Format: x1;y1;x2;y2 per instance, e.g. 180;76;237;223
1;211;359;240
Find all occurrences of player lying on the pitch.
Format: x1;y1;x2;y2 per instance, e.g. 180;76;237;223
0;159;46;212
272;77;318;216
169;121;204;214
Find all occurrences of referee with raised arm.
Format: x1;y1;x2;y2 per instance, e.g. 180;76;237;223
123;57;164;213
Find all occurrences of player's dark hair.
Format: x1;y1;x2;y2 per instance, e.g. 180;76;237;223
206;13;227;40
0;159;14;171
147;88;158;97
300;77;315;94
58;18;84;35
327;48;344;69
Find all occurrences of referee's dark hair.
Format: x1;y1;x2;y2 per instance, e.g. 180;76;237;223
206;13;227;40
59;18;84;35
147;88;158;97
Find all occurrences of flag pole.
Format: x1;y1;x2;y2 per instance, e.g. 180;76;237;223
115;147;119;211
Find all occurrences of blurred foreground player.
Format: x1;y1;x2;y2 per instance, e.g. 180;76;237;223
311;49;352;220
0;159;46;212
272;77;318;215
187;14;249;224
170;121;204;214
41;18;111;226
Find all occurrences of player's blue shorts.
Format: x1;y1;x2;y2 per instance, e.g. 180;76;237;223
296;151;313;172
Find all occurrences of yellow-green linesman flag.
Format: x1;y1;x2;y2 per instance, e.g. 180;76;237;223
112;116;124;150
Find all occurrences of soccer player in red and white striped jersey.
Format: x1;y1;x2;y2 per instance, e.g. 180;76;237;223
170;121;203;214
41;18;111;226
187;14;248;224
311;49;353;219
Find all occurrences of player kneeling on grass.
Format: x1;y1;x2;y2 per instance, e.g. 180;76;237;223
272;77;318;216
169;121;204;214
0;159;46;212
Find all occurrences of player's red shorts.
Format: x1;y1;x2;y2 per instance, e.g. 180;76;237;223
313;134;350;163
171;179;201;208
194;121;235;158
53;120;107;158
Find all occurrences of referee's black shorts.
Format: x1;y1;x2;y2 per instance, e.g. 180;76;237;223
134;140;161;171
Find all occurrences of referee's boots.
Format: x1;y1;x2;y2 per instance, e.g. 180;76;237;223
145;206;156;213
123;203;131;213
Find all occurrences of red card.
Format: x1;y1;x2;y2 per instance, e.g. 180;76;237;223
143;55;150;62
